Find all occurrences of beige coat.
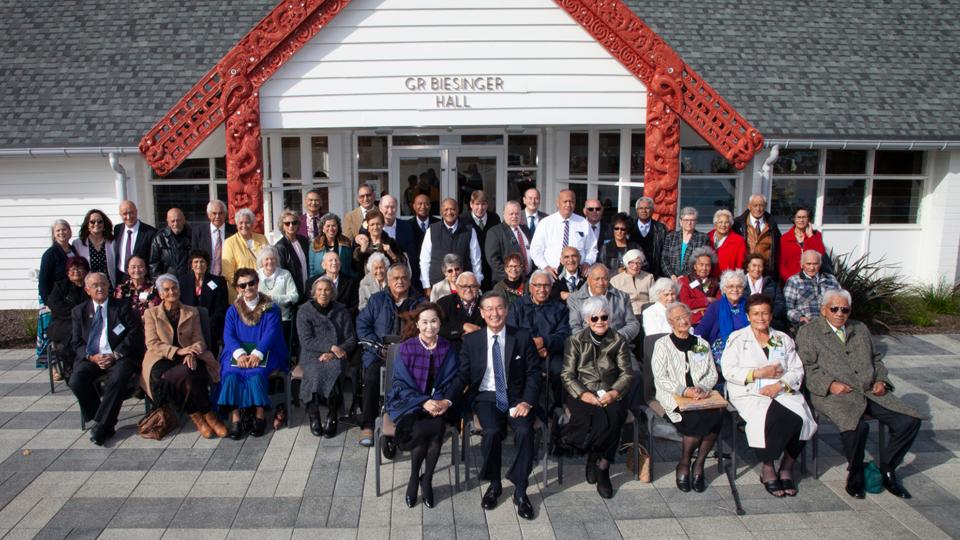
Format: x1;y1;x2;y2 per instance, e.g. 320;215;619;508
342;207;365;241
721;326;817;447
610;271;654;315
652;334;717;423
222;232;267;301
142;304;218;400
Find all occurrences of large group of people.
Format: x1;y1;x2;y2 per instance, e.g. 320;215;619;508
35;186;923;517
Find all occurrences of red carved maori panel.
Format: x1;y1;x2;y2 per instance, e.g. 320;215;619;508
645;93;680;229
140;0;351;227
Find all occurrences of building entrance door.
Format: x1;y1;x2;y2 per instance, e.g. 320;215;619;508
391;147;504;218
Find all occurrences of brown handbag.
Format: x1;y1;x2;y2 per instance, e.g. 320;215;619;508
624;442;652;482
137;403;179;440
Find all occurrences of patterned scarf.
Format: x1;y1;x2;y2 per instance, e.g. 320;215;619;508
399;337;451;393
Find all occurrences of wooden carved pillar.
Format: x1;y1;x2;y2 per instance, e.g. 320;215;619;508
225;94;264;232
644;91;681;230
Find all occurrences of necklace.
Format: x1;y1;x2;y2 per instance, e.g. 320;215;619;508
418;335;438;350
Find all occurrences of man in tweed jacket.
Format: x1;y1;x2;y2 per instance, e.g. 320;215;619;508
784;250;840;327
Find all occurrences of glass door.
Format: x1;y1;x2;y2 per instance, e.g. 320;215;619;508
450;148;505;215
392;148;445;217
391;147;504;216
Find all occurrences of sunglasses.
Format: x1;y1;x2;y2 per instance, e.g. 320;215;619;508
613;226;628;231
585;207;602;212
828;306;851;314
589;314;609;323
236;280;258;289
283;221;299;226
89;220;104;225
445;268;461;274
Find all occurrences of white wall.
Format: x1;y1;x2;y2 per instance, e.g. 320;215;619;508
0;156;120;309
259;0;648;129
922;150;960;284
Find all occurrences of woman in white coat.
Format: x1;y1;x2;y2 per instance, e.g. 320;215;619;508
721;294;817;498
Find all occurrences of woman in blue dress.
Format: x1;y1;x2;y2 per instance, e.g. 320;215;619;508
386;302;459;509
219;267;288;439
694;269;749;390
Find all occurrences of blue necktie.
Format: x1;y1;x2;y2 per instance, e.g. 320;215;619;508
528;215;536;236
492;335;508;412
86;305;103;358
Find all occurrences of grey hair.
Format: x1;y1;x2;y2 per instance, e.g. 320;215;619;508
387;263;410;279
84;272;109;285
821;288;852;307
155;273;179;290
311;275;337;296
719;269;747;291
680;206;698;220
50;219;71;241
666;302;691;320
255;245;279;269
801;249;822;263
650;277;679;303
635;196;654;209
366;252;390;273
529;269;555;285
442;253;463;271
207;200;227;214
749;193;768;206
234;208;256;224
713;208;734;225
503;200;521;214
455;271;478;287
623;249;645;265
586;262;609;279
687;246;718;270
580;295;611;321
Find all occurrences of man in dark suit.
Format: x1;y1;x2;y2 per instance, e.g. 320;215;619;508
549;246;587;302
629;197;668;278
114;200;156;281
67;272;144;445
461;190;501;291
485;201;532;284
522;188;548;238
379;194;418;278
178;250;229;347
732;194;782;281
437;271;483;352
298;188;325;242
410;194;439;289
305;251;359;315
190;200;236;277
448;291;541;520
583;198;612;262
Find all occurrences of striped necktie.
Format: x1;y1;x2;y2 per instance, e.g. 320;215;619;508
562;219;569;247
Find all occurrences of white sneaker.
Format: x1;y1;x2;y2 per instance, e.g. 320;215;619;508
653;423;683;442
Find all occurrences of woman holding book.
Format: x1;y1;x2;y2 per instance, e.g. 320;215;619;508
721;294;817;497
651;302;723;493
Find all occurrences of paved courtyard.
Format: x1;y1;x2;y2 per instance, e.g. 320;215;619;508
1;334;960;539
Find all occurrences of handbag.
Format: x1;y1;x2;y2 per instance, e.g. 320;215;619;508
137;403;179;440
623;442;651;482
863;461;884;494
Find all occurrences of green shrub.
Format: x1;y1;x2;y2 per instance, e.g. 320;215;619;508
891;295;938;327
911;280;960;315
827;250;905;330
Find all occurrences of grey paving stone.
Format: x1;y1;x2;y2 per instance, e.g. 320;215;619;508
203;443;244;471
46;449;113;471
232;497;301;528
0;470;41;508
876;335;952;356
667;499;737;518
422;525;457;540
6;383;53;397
0;448;63;472
3;411;61;429
42;497;124;530
907;504;960;539
453;524;490;540
151;448;214;471
326;495;361;528
33;528;72;540
98;448;164;471
64;529;103;540
170;497;243;529
108;497;183;529
0;411;18;426
294;496;331;528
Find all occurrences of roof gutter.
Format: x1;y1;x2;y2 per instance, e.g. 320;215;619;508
764;139;960;151
0;146;140;158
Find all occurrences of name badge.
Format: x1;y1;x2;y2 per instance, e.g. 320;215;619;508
689;280;701;288
207;281;218;290
770;349;787;363
112;323;125;335
691;352;708;363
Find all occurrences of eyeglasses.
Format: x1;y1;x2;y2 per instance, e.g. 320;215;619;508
589;315;609;323
236;280;258;289
445;268;461;274
828;306;851;314
585;207;601;212
459;284;479;290
530;283;551;288
358;193;373;198
613;226;628;231
89;220;104;225
283;221;299;226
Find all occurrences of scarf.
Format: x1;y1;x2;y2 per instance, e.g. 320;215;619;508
717;294;748;342
400;337;451;393
310;300;332;317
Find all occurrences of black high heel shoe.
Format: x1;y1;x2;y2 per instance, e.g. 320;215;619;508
420;475;435;508
251;417;267;437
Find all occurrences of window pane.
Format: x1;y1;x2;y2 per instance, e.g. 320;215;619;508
567;182;587;208
681;148;734;174
871;179;922;224
359;171;388;199
507;170;536;203
216;184;227;205
358;136;388;169
392;135;439;146
281;137;301;179
771;178;818;224
598;132;620;175
874;150;923;175
628;185;647;216
569;132;588;175
283;185;305;214
597;184;619;222
679;178;736;225
508;135;537;167
153;184;210;225
773;149;819;175
311;137;329;179
822;179;865;224
214;157;227;179
630;131;645;177
462;134;504;145
825;150;866;174
157;158;210;180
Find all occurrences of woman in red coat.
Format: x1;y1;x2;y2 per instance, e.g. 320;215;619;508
779;206;827;283
708;209;747;278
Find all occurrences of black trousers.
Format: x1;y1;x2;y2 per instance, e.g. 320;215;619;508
546;355;563;409
68;359;138;429
754;400;805;463
149;359;211;415
839;400;921;473
360;359;383;429
474;392;535;494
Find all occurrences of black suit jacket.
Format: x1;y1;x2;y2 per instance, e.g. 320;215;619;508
484;222;532;283
629;219;668;278
113;221;156;279
275;234;311;300
449;327;541;408
437;294;484;348
70;298;144;368
549;270;587;302
461;210;501;288
177;272;229;344
190;223;237;260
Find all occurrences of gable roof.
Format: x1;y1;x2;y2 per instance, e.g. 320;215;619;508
0;0;957;149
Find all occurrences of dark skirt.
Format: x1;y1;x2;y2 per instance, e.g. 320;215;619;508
672;408;723;438
562;395;628;461
754;400;805;462
150;358;212;414
395;409;447;452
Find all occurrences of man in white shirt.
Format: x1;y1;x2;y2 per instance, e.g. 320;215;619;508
419;198;483;292
529;189;596;275
582;198;610;260
522;188;547;237
113;200;156;280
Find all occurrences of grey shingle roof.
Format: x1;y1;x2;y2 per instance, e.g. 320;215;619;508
0;0;957;148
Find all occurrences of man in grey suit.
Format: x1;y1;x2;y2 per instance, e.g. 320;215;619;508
797;289;922;500
567;263;640;342
485;200;532;284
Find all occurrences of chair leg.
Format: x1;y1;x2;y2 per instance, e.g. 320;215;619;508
647;414;655;480
716;414;725;475
464;422;472;484
813;428;820;479
374;427;382;496
47;349;56;394
284;372;292;427
542;422;550;488
632;416;641;482
452;428;461;493
731;410;738;478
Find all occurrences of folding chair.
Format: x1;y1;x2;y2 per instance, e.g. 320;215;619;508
374;344;461;496
553;405;644;484
810;411;885;478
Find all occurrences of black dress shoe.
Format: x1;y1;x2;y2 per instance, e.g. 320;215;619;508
882;471;911;499
251;417;267;437
405;495;417;508
420;475;435;508
89;424;115;446
585;455;598;485
228;421;243;440
481;484;502;510
596;467;613;499
676;466;691;493
309;415;324;437
692;474;706;493
323;415;338;439
845;471;866;499
514;494;534;520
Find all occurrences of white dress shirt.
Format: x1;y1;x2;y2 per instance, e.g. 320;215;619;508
512;225;532;273
415;217;431;233
529;212;595;269
525;211;540;230
210;223;226;248
118;222;140;272
383;221;397;240
748;276;764;295
584;221;603;263
418;220;483;289
290;239;308;288
479;326;507;392
636;219;650;237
